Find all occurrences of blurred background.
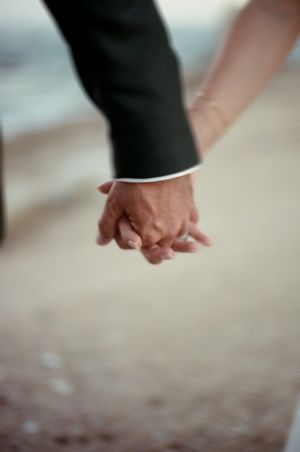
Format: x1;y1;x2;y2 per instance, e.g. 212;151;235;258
0;0;299;450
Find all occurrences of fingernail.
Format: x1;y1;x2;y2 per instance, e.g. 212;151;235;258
162;251;175;260
96;233;110;246
128;240;140;250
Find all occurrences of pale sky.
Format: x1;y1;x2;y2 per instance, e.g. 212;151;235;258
158;0;247;25
1;0;248;26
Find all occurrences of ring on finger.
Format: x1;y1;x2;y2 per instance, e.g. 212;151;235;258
180;233;190;241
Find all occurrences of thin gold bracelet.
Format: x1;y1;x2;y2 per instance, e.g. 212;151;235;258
196;92;229;129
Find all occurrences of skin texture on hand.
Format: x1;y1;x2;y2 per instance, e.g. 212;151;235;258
97;175;198;251
97;177;212;265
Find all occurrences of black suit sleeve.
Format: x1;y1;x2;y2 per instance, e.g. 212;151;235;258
42;0;201;179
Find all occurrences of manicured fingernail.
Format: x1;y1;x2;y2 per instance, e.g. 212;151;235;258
128;240;140;250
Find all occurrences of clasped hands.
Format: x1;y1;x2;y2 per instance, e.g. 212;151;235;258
96;173;211;265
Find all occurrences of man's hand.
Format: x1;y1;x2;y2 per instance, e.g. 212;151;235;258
97;177;212;264
96;175;197;250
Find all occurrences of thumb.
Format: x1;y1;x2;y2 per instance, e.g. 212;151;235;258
118;217;142;250
96;198;123;246
97;180;114;195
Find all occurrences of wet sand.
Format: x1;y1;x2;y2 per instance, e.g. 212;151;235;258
0;68;299;451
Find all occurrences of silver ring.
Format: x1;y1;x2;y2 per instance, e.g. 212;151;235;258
180;233;190;241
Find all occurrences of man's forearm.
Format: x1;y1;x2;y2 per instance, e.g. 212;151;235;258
190;0;300;153
42;0;200;179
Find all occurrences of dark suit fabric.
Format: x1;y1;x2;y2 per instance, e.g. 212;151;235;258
43;0;201;179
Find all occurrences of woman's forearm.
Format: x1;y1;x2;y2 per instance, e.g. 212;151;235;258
190;0;300;154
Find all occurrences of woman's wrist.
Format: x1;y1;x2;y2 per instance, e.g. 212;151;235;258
188;102;224;155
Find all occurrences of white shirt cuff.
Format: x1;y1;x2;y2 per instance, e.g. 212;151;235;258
115;163;201;183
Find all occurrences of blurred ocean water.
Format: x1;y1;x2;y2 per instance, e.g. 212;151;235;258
0;26;91;140
1;24;299;140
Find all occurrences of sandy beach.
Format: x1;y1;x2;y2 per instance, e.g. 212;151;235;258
0;68;299;451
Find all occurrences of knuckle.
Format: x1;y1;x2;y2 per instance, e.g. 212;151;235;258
142;232;157;247
152;220;164;235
